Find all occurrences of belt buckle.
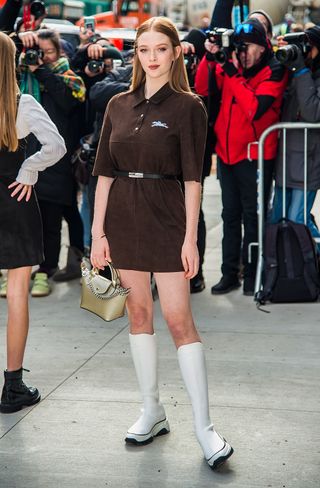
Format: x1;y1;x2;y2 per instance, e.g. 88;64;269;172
129;172;144;178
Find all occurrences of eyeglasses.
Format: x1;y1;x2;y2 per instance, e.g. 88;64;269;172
235;23;254;35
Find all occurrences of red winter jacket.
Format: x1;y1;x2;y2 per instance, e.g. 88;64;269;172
195;53;288;164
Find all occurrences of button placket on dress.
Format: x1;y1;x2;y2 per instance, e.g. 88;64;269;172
134;100;150;134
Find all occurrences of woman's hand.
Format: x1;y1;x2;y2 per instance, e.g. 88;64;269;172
204;38;220;55
181;41;195;55
87;43;105;59
90;236;111;270
277;35;288;48
18;31;38;49
181;240;199;279
8;181;32;201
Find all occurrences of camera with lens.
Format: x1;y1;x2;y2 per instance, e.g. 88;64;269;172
87;47;124;74
184;53;198;71
80;142;96;164
276;32;312;64
183;53;199;88
30;0;46;19
87;59;104;73
206;27;235;63
24;48;43;65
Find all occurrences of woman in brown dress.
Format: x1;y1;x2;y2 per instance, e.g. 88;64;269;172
0;32;66;413
91;17;233;470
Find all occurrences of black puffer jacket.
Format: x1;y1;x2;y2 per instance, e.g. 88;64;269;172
32;63;84;205
89;65;133;144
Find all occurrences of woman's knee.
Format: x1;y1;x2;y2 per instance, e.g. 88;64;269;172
165;312;194;342
128;306;153;332
6;269;31;303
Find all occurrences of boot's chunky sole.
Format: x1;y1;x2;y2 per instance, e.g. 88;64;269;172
207;439;234;470
125;418;170;446
0;393;41;414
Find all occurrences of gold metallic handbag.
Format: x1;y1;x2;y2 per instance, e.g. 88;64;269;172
80;260;130;321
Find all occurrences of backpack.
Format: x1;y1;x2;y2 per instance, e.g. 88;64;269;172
256;219;320;304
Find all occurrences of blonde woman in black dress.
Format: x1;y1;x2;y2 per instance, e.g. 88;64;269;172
0;32;66;413
91;17;233;469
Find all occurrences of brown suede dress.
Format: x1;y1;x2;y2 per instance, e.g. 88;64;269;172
93;83;207;272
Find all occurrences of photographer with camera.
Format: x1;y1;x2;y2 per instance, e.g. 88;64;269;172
68;37;125;262
86;52;133;214
71;37;124;134
9;0;46;58
18;28;86;295
209;0;274;41
0;0;46;34
195;18;288;295
270;26;320;245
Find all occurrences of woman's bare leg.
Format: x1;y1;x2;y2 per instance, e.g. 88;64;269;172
118;270;154;334
1;266;40;414
155;272;233;469
118;269;169;444
6;266;31;371
154;272;200;348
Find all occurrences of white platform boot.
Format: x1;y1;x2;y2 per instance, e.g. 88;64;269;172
178;342;233;469
125;333;170;445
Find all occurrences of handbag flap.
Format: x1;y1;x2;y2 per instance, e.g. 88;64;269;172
89;274;113;295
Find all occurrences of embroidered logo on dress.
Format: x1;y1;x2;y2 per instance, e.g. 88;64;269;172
151;121;169;129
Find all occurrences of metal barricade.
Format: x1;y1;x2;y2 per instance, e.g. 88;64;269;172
254;121;320;296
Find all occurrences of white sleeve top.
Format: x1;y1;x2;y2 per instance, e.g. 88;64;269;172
15;94;67;185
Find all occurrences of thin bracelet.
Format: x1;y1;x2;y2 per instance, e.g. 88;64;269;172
92;234;106;241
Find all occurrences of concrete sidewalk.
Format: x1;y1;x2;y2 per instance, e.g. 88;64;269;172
0;176;319;488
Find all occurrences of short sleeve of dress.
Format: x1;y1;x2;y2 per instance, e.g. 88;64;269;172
92;99;115;177
179;95;208;182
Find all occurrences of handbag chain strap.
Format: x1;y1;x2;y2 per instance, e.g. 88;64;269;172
81;260;130;300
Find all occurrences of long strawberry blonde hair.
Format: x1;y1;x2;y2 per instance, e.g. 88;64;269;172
0;32;19;152
131;16;191;94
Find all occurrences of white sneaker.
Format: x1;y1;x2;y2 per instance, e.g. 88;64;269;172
203;430;234;470
125;406;170;445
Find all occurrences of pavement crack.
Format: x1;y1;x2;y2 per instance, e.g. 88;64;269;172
0;322;129;440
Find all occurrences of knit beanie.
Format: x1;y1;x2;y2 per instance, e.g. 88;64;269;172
234;18;270;49
305;25;320;50
249;9;274;37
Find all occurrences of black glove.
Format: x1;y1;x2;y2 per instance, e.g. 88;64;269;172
221;61;238;77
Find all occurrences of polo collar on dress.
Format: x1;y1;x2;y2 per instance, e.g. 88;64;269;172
132;82;174;107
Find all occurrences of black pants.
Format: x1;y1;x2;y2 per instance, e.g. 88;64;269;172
39;190;84;272
38;200;63;272
218;158;274;280
63;186;84;253
196;181;206;278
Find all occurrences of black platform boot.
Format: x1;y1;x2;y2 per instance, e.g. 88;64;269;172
0;368;41;414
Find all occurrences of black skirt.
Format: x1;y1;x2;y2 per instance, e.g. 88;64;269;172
0;141;44;269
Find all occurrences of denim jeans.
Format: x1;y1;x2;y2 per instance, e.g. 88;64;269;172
270;186;320;246
80;186;91;249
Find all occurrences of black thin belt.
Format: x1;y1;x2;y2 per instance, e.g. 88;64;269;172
113;170;177;180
